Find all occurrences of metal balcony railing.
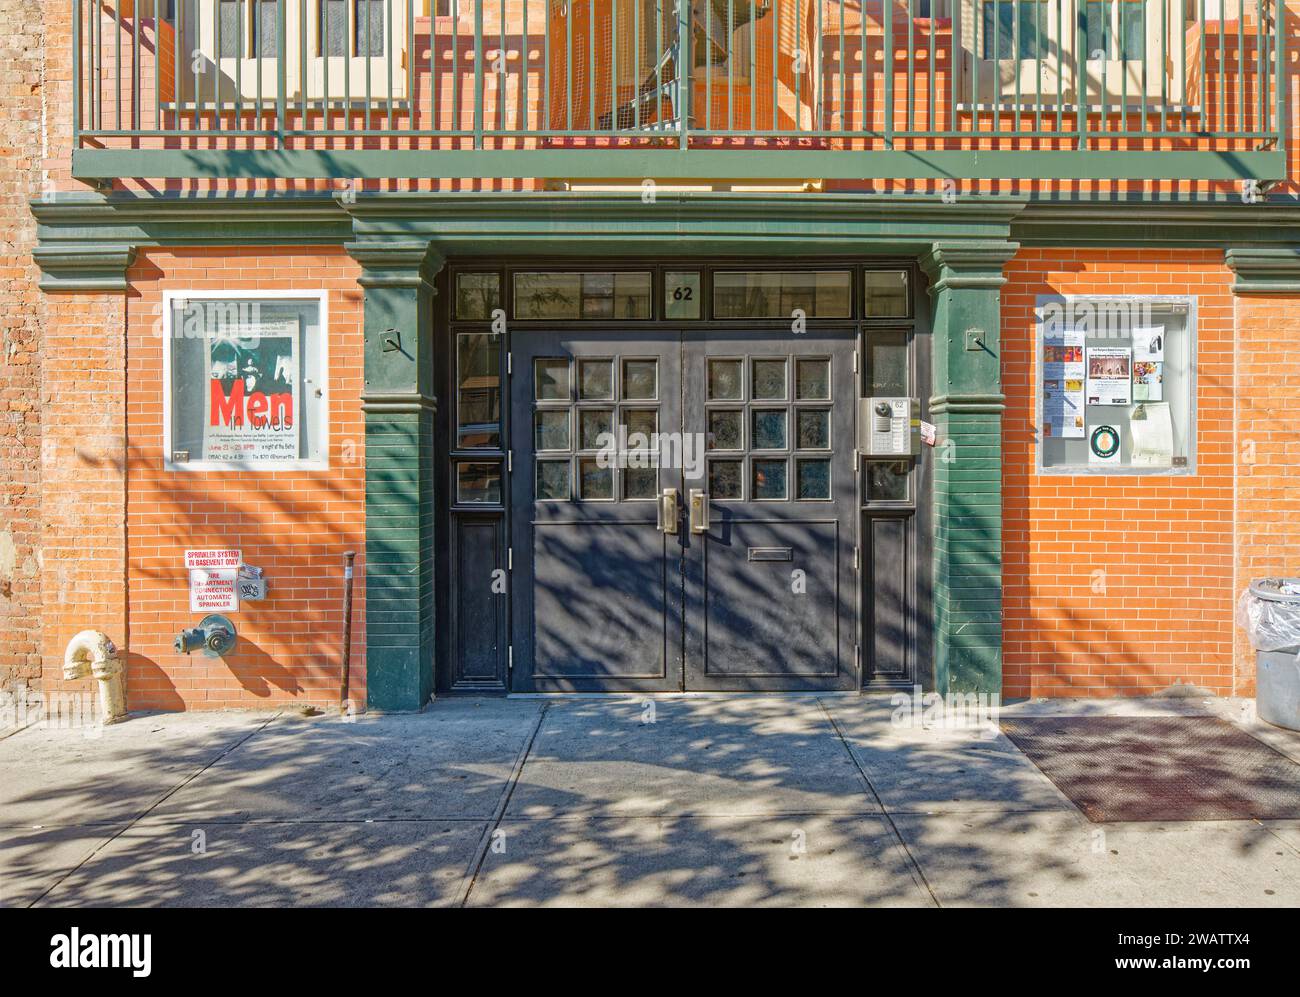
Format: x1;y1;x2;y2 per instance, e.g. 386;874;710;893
71;0;1289;182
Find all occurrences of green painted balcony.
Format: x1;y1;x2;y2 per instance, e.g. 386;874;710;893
71;0;1289;183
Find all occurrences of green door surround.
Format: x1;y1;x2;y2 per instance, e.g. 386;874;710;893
29;191;1300;709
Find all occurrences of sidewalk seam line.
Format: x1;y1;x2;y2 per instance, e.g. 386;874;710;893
455;701;550;908
25;712;284;907
817;698;943;908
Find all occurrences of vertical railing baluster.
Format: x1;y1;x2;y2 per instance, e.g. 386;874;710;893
1236;0;1244;137
114;0;121;131
1075;0;1087;148
132;0;141;131
1275;0;1285;155
864;0;871;143
73;0;82;147
678;0;690;147
500;0;507;136
1123;0;1132;138
706;0;712;132
906;0;914;136
176;0;184;136
154;0;161;133
951;0;960;138
1255;0;1266;143
474;0;484;143
409;0;415;137
884;0;893;146
1013;0;1022;139
610;0;616;131
1217;0;1224;134
749;0;756;130
992;0;1000;135
276;0;287;146
840;0;846;138
771;0;778;133
633;0;640;130
814;0;821;134
565;0;572;130
587;0;594;130
544;0;553;133
1159;0;1167;136
523;0;531;133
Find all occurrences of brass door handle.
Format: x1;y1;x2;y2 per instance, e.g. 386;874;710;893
689;488;710;534
658;488;679;534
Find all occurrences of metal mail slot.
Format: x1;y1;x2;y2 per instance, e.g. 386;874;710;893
748;547;793;562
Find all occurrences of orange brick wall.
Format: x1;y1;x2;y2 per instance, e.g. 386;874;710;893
0;0;46;706
40;294;129;706
112;248;367;711
1002;249;1238;698
1233;293;1300;697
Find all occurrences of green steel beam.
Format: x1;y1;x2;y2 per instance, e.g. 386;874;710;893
71;148;1289;182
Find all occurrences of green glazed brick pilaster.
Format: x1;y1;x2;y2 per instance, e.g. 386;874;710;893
920;241;1018;696
347;240;444;711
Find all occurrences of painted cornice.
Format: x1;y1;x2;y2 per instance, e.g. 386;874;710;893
920;241;1021;292
31;243;136;292
345;240;446;288
28;190;1300;293
1224;248;1300;295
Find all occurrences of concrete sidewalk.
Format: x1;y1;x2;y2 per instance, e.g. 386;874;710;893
3;695;1299;907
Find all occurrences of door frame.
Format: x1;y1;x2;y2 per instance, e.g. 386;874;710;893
436;257;931;694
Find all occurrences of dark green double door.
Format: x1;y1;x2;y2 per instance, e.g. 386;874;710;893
510;327;857;691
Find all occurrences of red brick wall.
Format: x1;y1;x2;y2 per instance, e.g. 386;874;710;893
39;294;129;705
1002;249;1237;697
1;0;47;709
118;248;367;710
1233;293;1300;697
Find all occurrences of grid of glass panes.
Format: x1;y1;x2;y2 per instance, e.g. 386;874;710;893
534;356;661;502
705;355;832;502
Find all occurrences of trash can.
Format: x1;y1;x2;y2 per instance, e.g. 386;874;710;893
1237;578;1300;732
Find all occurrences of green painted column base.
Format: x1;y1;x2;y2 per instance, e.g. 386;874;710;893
922;242;1017;698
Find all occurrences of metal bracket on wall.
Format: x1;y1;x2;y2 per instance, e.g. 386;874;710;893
381;328;402;353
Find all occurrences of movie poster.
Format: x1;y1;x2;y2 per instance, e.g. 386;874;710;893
1043;327;1085;438
202;319;301;463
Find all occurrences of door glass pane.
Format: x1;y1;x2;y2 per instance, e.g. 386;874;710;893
455;273;501;319
624;465;658;500
536;460;570;500
457;461;502;504
534;358;569;401
796;409;830;449
578;458;614;500
752;359;787;400
579;409;614;450
795;358;830;399
868;332;909;396
868;461;910;501
708;359;743;400
752;409;788;450
752;459;788;500
622;359;658;400
797;459;831;500
707;409;743;450
534;410;569;451
863;271;910;318
456;333;501;448
709;460;743;500
623;408;658;441
578;359;614;400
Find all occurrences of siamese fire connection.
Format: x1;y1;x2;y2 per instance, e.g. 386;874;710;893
62;630;127;725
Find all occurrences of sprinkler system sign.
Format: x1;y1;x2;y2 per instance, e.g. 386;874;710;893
185;549;242;613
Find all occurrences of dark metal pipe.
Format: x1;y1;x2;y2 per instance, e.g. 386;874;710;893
340;550;357;713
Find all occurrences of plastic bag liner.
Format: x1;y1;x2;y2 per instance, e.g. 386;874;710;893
1237;578;1300;653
